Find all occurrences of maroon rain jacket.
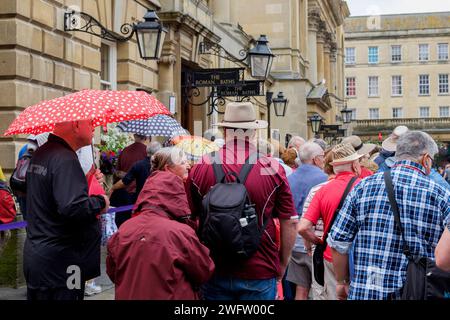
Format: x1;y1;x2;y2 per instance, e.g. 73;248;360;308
106;170;214;300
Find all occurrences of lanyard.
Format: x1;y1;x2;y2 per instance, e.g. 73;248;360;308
391;164;426;176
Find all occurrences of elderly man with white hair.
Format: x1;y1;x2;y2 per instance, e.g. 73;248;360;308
286;142;328;299
328;131;450;300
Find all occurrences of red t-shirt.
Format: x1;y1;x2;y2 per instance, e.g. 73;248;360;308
303;171;360;262
117;142;147;193
360;167;374;179
187;140;297;279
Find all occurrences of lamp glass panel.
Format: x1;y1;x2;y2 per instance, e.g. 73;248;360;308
251;55;270;78
156;30;166;59
273;101;287;116
137;29;159;59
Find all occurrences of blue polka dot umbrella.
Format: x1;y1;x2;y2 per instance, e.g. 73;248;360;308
116;114;189;138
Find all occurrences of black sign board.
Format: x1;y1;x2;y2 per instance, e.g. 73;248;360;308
217;80;264;97
189;68;244;87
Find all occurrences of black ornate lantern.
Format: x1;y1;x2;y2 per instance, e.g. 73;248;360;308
272;92;289;117
340;108;353;124
64;10;167;60
134;11;167;60
248;35;275;79
309;114;322;135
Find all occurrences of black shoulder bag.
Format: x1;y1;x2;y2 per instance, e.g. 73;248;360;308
313;176;358;286
384;170;450;300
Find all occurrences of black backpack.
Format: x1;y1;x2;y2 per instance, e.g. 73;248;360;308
10;152;32;195
200;152;268;260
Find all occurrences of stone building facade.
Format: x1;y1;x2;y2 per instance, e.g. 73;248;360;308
344;12;450;144
218;0;349;142
0;0;161;176
0;0;349;175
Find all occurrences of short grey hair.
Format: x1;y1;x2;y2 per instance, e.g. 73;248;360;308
299;142;324;162
147;141;162;157
396;131;438;161
288;136;305;151
309;138;327;151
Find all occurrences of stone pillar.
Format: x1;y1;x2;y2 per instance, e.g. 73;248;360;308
324;34;331;90
157;54;177;114
300;0;309;57
307;8;320;84
330;43;337;95
329;44;338;125
212;0;231;23
316;25;325;83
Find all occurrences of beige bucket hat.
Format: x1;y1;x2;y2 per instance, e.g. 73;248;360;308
382;125;409;152
215;102;268;129
330;142;365;166
342;135;377;156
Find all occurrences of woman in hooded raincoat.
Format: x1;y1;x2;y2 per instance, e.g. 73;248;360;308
106;147;214;300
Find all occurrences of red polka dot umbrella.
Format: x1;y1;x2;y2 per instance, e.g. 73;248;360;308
4;89;171;136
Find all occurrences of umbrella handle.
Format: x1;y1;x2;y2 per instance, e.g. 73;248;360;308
91;143;97;170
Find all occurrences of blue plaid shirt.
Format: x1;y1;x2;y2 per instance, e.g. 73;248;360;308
328;160;450;300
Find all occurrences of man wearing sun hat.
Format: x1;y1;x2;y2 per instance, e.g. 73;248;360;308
187;102;298;300
298;143;362;300
342;135;377;178
375;126;409;172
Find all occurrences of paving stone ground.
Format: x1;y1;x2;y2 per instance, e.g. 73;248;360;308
0;247;115;300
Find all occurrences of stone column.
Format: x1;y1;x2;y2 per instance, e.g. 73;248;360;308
329;43;338;125
300;0;309;58
307;8;321;84
330;43;337;95
316;24;326;83
324;33;331;90
158;54;177;114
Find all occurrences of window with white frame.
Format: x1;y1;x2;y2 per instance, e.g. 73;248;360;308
100;41;117;90
391;75;402;96
438;43;449;60
369;108;379;119
345;47;356;64
391;45;401;62
419;44;429;61
439;106;449;117
419;74;430;95
346;77;356;97
419;106;430;118
349;108;357;120
439;74;449;94
392;107;403;118
368;76;379;96
368;46;378;64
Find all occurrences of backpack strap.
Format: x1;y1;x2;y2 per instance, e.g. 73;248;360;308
212;152;260;184
211;152;225;184
238;152;260;184
383;170;414;261
322;176;358;244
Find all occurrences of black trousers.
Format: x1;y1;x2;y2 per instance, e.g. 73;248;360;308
27;282;86;301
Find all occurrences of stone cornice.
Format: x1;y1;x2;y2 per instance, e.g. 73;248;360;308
159;12;220;43
345;28;450;41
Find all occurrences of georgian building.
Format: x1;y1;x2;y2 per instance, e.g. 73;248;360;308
344;12;450;147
